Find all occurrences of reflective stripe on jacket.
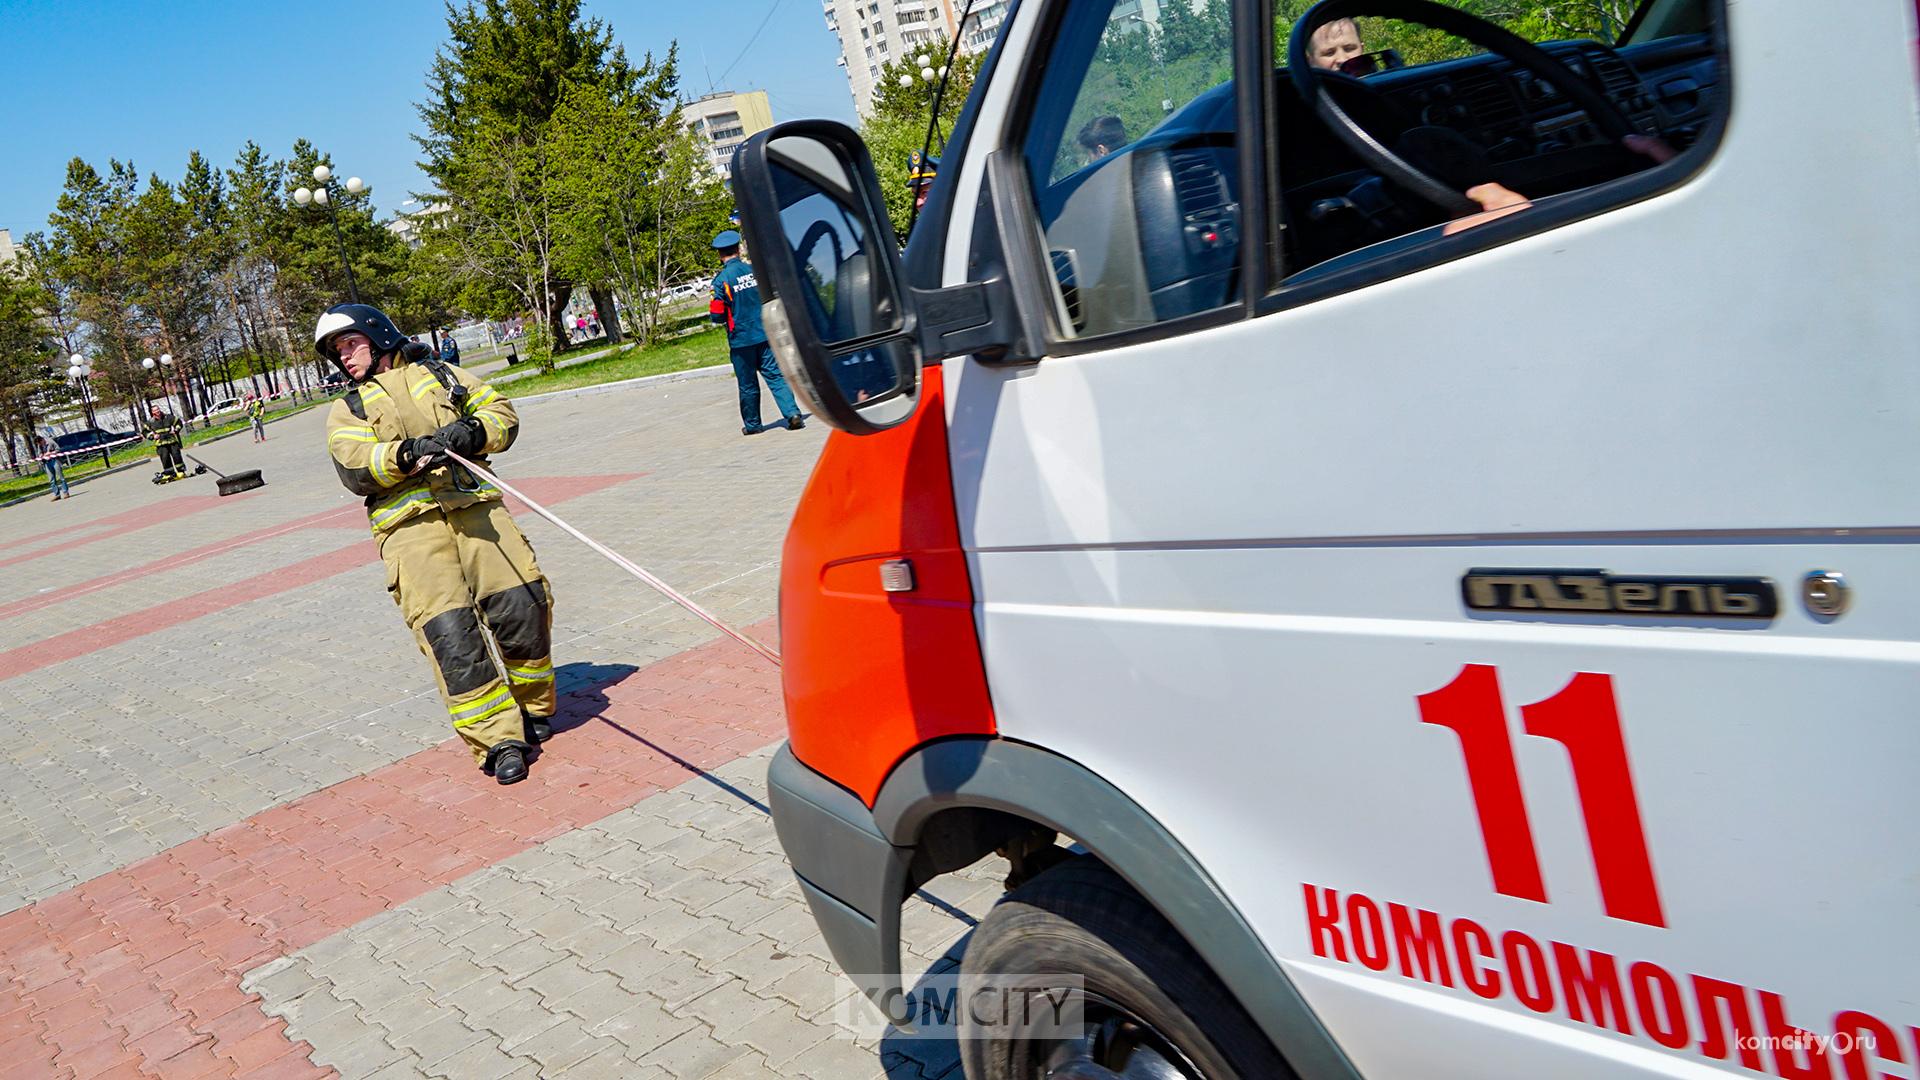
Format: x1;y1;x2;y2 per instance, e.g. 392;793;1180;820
324;359;517;534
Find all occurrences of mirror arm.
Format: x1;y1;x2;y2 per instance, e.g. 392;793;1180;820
905;152;1046;366
909;278;1014;361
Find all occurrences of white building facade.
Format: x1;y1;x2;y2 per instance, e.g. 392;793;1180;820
823;0;1010;115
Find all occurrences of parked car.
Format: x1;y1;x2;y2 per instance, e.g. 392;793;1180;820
50;428;135;454
184;397;251;425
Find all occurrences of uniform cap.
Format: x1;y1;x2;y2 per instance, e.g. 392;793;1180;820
711;229;742;249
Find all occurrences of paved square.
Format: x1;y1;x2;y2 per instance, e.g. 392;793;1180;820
0;372;1000;1078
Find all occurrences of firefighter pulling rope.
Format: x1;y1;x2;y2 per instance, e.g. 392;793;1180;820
441;448;783;669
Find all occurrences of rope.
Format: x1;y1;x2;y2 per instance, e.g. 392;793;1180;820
442;449;782;668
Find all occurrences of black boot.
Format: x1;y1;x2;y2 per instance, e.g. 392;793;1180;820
523;711;552;744
485;742;530;784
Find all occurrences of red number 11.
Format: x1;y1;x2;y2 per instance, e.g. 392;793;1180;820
1418;665;1666;928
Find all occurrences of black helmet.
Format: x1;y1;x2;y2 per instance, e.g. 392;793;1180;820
313;303;407;369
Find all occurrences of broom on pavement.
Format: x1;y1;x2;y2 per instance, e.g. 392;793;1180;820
181;451;267;496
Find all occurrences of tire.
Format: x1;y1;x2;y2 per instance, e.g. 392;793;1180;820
958;856;1295;1080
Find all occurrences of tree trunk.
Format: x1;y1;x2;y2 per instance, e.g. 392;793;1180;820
547;282;574;351
590;286;622;345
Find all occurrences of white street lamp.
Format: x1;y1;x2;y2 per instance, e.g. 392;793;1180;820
160;353;172;367
65;355;97;428
142;356;156;370
917;53;931;67
898;73;914;88
921;66;937;82
292;164;361;302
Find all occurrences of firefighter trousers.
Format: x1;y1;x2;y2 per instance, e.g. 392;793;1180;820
378;501;557;764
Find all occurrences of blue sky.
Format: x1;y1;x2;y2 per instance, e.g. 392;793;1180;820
0;0;857;238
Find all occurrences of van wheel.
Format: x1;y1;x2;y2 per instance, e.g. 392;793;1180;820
957;856;1294;1080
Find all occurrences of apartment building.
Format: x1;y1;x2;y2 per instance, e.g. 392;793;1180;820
682;90;775;179
822;0;1010;115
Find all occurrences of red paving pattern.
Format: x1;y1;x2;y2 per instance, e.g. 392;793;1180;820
0;497;248;568
0;506;359;623
0;475;642;682
0;625;783;1078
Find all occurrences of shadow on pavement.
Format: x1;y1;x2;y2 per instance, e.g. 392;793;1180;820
877;928;976;1079
550;659;771;815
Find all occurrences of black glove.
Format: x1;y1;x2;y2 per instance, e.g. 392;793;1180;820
395;436;444;474
431;416;487;458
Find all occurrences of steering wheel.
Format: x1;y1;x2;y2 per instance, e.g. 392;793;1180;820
1288;0;1641;215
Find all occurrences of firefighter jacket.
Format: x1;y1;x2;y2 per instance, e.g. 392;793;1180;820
147;413;183;447
325;356;517;534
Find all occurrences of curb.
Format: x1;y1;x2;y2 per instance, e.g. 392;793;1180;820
512;363;732;405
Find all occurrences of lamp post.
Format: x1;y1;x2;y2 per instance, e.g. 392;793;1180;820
65;354;110;467
142;353;198;428
65;354;98;428
292;165;365;303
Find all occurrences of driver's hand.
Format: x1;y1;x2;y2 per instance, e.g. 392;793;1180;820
1623;134;1678;164
1465;183;1530;213
1444;183;1534;235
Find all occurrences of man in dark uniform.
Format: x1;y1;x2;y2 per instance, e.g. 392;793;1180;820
147;405;187;482
709;230;804;436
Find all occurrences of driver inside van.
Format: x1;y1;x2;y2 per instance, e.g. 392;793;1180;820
1308;18;1531;224
1307;16;1673;233
1308;18;1367;70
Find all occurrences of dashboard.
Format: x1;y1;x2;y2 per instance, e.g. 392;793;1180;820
1368;37;1719;163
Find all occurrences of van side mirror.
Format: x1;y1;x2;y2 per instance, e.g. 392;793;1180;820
732;121;1038;434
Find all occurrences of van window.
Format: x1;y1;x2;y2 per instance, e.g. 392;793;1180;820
1014;0;1240;340
1267;0;1724;283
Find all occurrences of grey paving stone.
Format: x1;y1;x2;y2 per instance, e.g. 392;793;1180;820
421;1037;525;1080
589;994;699;1058
645;1026;754;1079
592;938;681;989
387;1013;487;1068
732;1007;837;1069
316;1029;410;1078
0;377;812;912
364;1053;433;1080
509;1016;622;1073
790;1034;897;1080
241;719;1012;1080
678;977;781;1041
560;1045;671;1079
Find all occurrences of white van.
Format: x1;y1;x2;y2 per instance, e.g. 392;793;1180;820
733;1;1919;1077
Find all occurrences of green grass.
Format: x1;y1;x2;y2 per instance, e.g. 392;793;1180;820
492;327;728;399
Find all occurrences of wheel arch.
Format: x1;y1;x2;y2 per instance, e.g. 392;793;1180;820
869;737;1362;1080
